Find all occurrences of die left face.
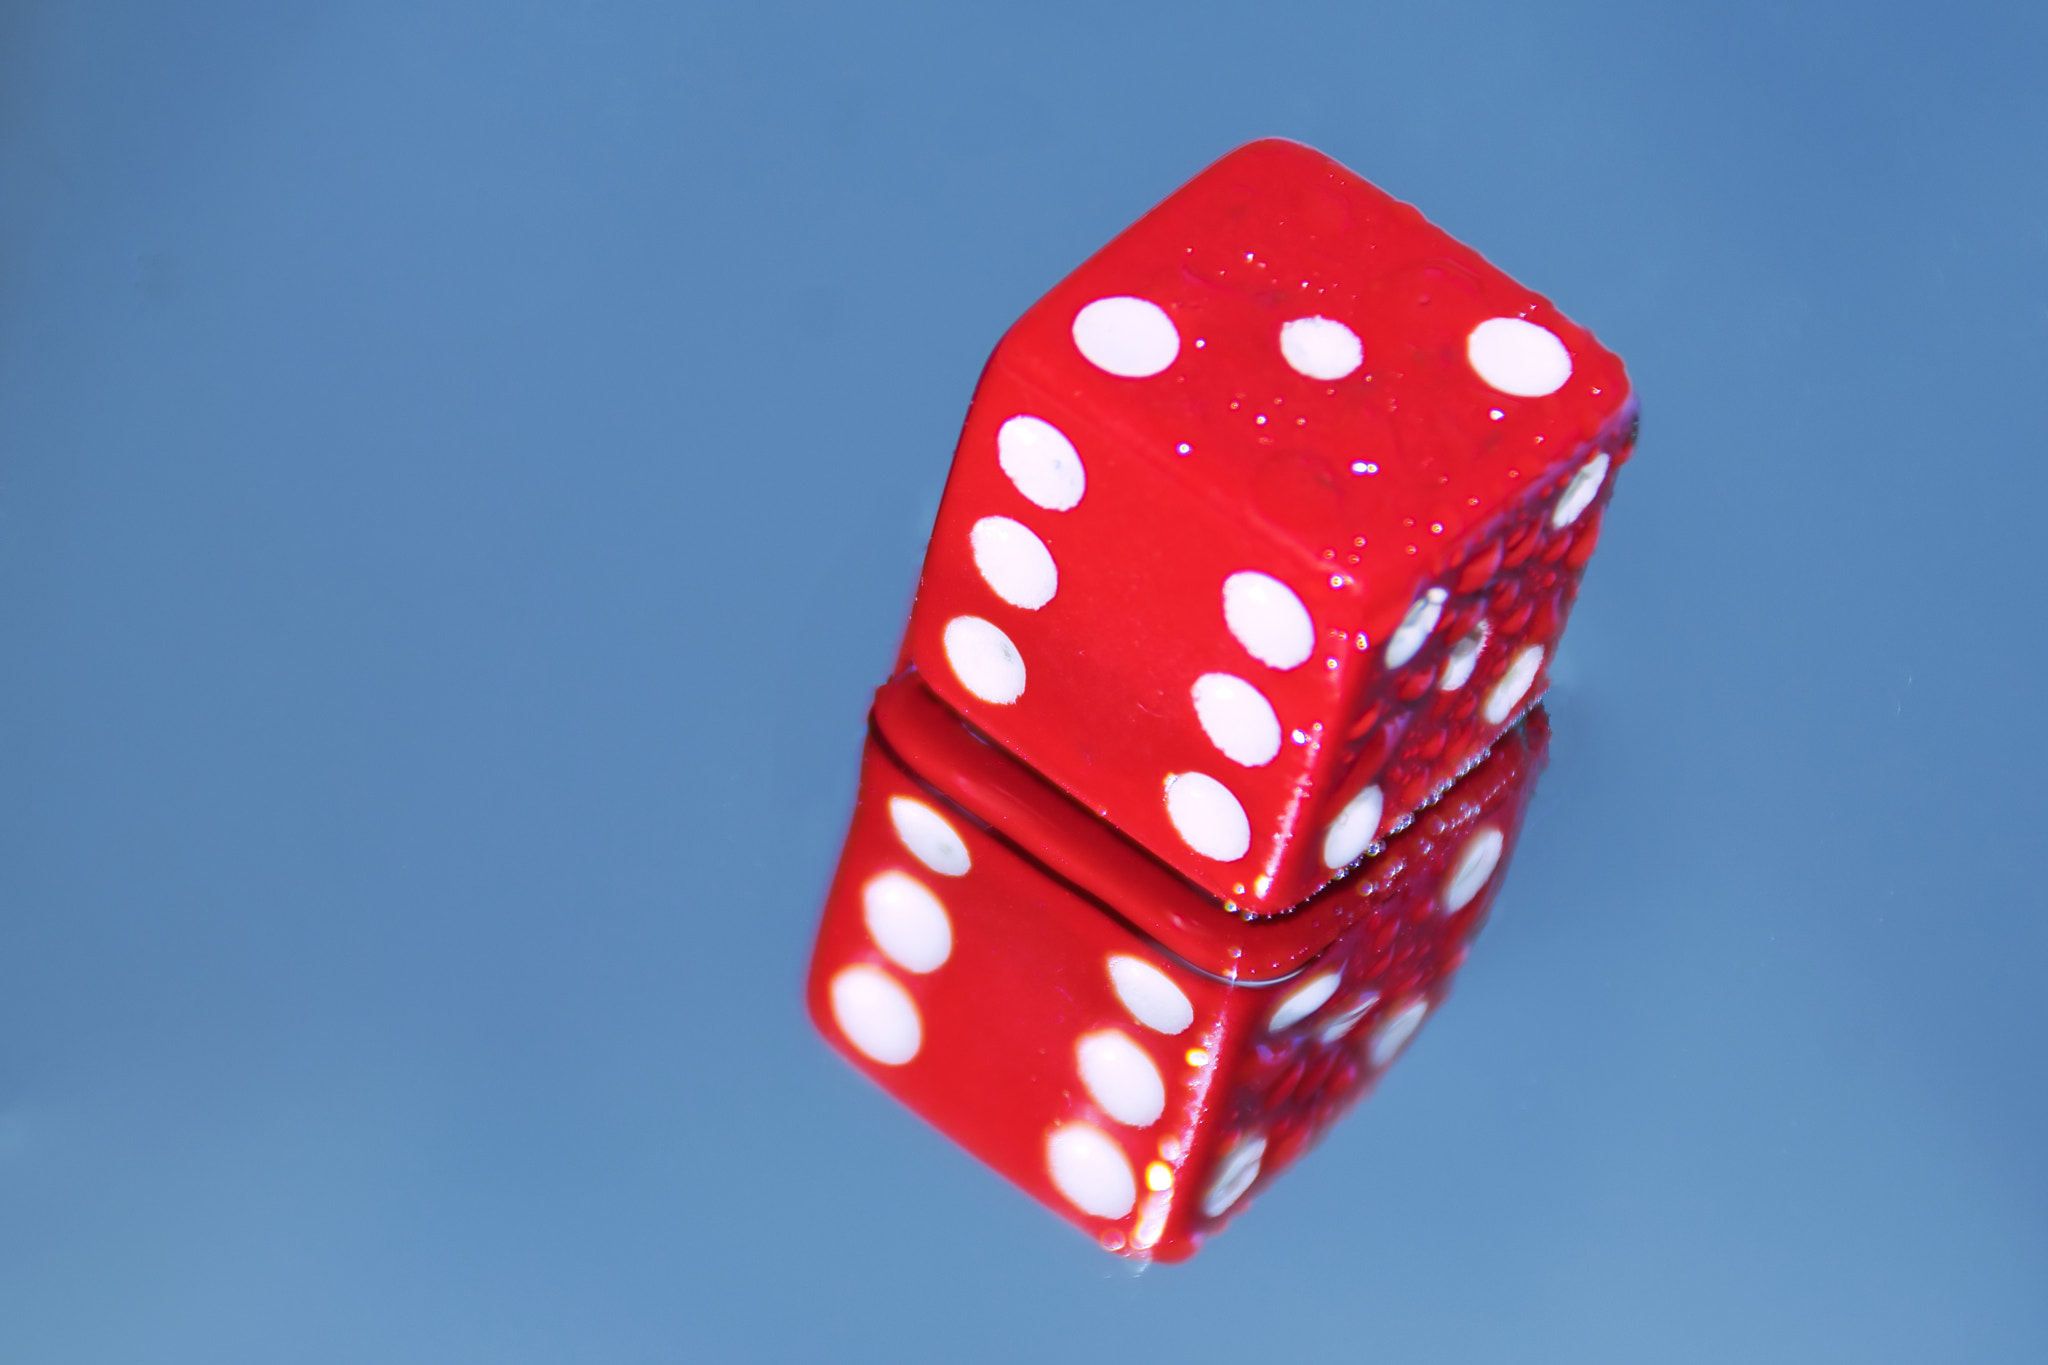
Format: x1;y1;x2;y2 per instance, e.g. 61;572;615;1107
899;139;1630;916
807;706;1548;1260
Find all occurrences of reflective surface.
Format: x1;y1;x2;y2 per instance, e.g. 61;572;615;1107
2;1;2045;1360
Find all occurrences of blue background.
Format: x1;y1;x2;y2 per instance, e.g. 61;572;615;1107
3;2;2044;1359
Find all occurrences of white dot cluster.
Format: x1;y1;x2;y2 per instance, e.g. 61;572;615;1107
1044;953;1196;1224
944;413;1089;707
944;291;1577;896
1263;967;1389;1052
1159;569;1326;865
828;798;972;1067
1068;296;1574;401
837;786;1211;1237
1065;795;1496;1230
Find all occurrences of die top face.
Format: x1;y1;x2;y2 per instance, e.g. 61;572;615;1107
995;137;1632;632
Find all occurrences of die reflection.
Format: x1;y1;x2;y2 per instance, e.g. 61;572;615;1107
807;681;1550;1261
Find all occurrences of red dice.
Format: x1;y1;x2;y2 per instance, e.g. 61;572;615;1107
809;676;1548;1260
902;138;1631;914
809;138;1633;1259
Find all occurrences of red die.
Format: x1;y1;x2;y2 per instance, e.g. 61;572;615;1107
807;672;1548;1260
900;138;1632;915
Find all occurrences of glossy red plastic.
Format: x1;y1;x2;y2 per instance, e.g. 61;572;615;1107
901;138;1633;915
807;694;1548;1260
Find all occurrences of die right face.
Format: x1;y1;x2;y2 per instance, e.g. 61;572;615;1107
900;138;1631;917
